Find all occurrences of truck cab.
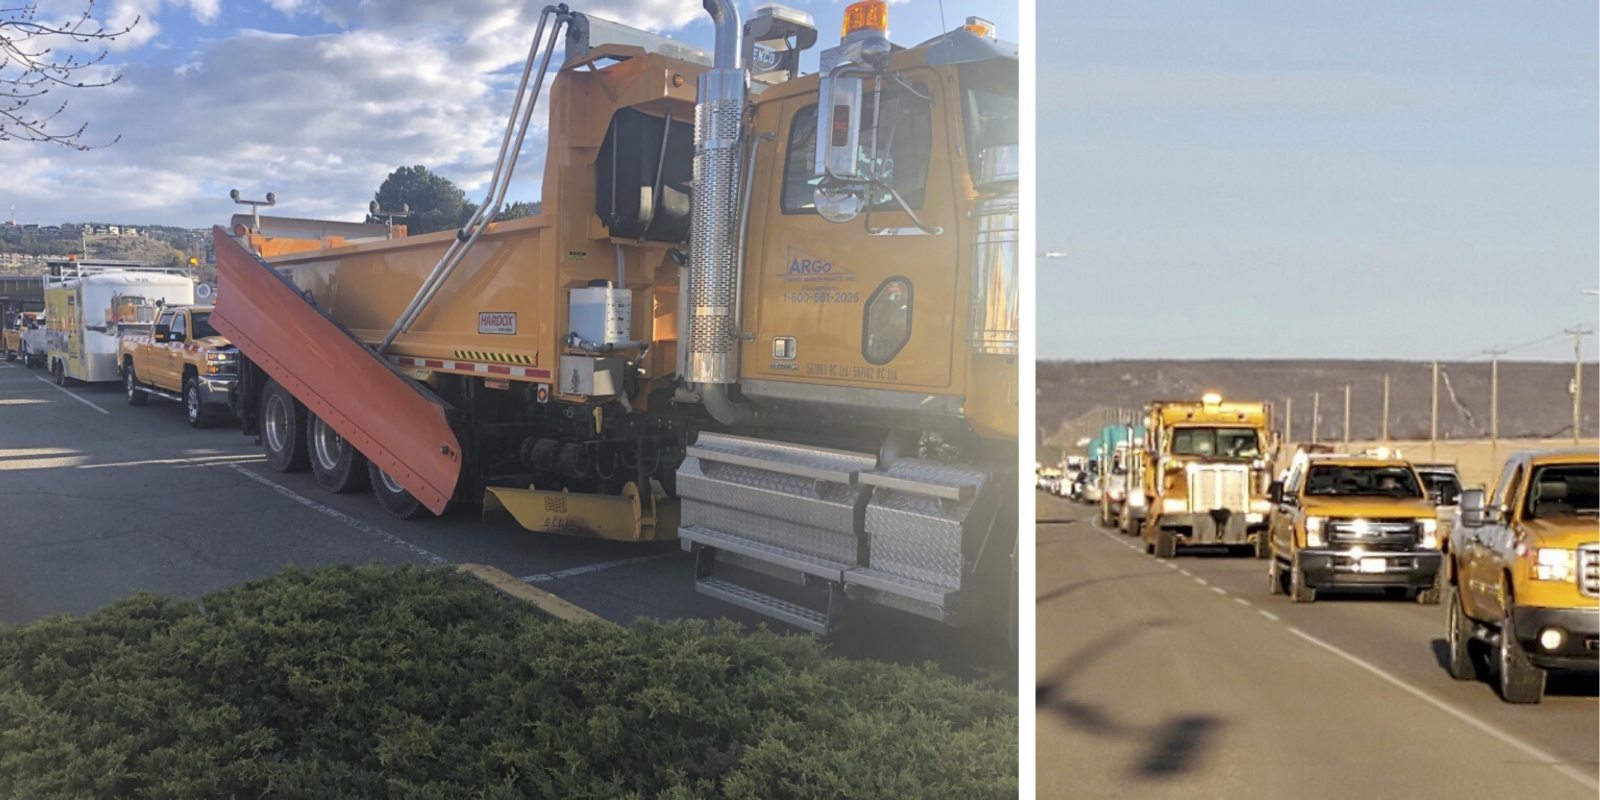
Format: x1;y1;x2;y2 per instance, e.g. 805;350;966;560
1267;453;1442;604
1447;450;1598;703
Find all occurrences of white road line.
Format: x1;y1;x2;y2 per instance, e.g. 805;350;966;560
1234;597;1251;607
1165;562;1178;569
1179;569;1192;577
521;553;678;583
1210;586;1226;595
227;464;449;566
34;376;110;415
1258;610;1280;622
1194;577;1209;586
1286;626;1598;791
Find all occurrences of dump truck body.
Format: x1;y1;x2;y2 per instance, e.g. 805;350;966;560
1140;396;1276;558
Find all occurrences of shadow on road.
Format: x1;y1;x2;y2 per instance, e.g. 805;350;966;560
1037;619;1226;781
1429;638;1599;699
1035;572;1168;606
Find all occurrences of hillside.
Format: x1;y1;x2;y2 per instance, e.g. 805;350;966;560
1038;359;1598;454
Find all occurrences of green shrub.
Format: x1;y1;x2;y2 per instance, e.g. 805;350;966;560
0;564;1016;798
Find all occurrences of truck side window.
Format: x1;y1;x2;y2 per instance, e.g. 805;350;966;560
170;313;187;342
1491;464;1523;522
780;88;933;215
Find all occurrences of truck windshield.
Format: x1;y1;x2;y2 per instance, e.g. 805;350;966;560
957;59;1018;180
1304;465;1422;498
1419;472;1462;505
1523;464;1599;518
190;312;221;339
1169;427;1260;459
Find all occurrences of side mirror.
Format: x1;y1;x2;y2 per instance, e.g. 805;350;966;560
153;324;170;343
1269;481;1284;504
1459;488;1487;528
812;73;865;223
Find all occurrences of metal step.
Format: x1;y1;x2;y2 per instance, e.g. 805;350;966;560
846;566;956;611
132;383;183;403
679;525;850;581
861;458;993;623
695;577;831;634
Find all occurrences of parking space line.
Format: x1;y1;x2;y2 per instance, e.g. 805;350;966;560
227;464;449;566
521;553;679;583
34;376;110;415
1286;626;1598;792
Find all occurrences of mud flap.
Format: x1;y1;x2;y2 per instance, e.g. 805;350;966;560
483;481;679;542
209;227;461;514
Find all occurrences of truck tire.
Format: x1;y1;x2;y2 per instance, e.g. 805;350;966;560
1445;582;1480;682
3;345;13;362
1290;557;1316;603
1128;516;1142;539
1253;532;1270;560
1154;529;1176;559
53;359;69;386
184;376;215;429
1496;607;1545;704
1268;556;1285;595
125;365;148;406
308;412;371;493
260;380;311;472
368;461;433;520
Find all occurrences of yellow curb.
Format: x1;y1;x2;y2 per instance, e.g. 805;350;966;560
455;563;619;627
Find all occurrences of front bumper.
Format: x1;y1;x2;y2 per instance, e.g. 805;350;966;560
1512;605;1600;670
197;374;237;409
1298;549;1441;589
1161;510;1266;544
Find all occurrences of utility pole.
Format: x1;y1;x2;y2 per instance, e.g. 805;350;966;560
1567;327;1592;444
1343;385;1352;446
1285;397;1293;445
1381;375;1391;443
1312;391;1321;444
1485;348;1507;462
1430;362;1439;460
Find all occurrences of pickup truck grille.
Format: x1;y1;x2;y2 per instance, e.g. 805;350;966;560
1186;464;1250;513
1326;518;1419;552
1580;545;1599;598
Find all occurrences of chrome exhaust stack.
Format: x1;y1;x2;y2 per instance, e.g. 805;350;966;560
684;0;746;386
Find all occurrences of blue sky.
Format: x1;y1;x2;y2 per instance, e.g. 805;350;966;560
3;0;1014;228
1037;1;1598;361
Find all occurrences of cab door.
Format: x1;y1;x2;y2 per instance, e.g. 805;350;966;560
147;310;176;388
1463;461;1522;621
742;69;962;393
162;311;188;390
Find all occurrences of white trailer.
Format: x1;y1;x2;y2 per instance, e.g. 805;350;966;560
44;260;194;384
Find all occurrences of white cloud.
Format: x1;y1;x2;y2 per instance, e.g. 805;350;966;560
0;0;725;227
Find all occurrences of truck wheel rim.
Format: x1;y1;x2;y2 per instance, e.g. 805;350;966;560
126;371;135;399
312;417;343;470
379;469;405;494
264;394;289;453
187;385;200;420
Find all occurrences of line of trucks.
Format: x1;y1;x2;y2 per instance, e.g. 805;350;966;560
19;2;1020;647
1039;393;1597;703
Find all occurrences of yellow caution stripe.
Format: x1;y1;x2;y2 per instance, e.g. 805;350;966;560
454;349;536;365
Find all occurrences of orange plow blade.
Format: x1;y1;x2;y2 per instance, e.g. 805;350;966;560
210;227;461;514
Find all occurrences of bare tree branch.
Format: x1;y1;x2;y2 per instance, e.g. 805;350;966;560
0;1;139;150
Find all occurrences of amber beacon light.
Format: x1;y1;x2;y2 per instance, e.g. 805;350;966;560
841;0;888;37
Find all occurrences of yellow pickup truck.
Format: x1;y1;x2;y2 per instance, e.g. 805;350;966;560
118;304;238;428
3;310;44;364
1447;449;1598;703
1267;453;1443;604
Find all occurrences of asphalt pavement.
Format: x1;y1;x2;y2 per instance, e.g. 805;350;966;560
1036;490;1598;798
0;362;1006;685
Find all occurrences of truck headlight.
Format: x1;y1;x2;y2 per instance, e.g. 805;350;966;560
1305;516;1325;548
1534;548;1575;582
1162;498;1187;514
1419;519;1439;549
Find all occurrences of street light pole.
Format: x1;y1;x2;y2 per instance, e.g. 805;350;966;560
1566;326;1592;444
1484;348;1506;462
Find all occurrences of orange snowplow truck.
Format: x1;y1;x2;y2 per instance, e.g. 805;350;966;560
1139;394;1277;559
211;2;1019;638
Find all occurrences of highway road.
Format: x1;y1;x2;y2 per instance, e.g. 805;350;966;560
0;362;1008;686
1036;490;1598;798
